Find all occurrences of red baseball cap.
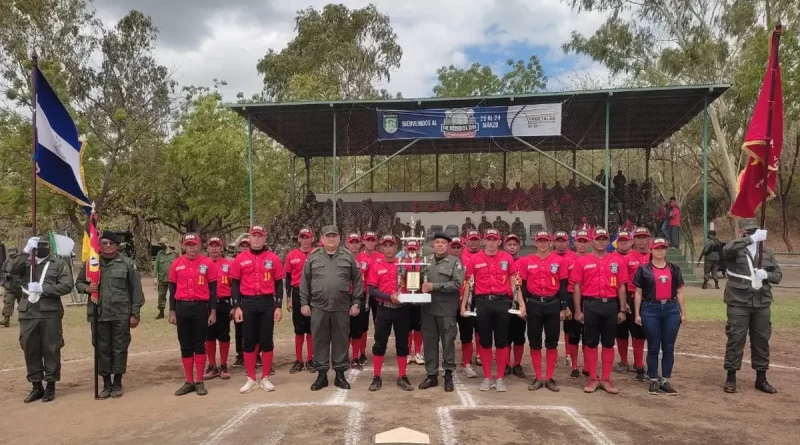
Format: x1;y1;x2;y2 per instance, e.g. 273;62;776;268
347;233;360;242
450;237;463;247
298;228;314;238
207;237;223;246
593;228;610;240
380;235;396;245
505;234;520;244
651;237;668;249
576;230;590;241
483;229;501;240
238;237;250;246
182;233;201;246
406;240;420;250
249;225;266;236
363;232;377;241
466;229;481;240
633;227;651;237
617;231;632;241
553;231;569;241
535;231;551;241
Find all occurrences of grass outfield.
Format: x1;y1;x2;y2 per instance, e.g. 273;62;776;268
684;291;800;328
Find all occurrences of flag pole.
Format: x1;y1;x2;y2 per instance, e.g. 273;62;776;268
757;23;782;268
30;50;39;281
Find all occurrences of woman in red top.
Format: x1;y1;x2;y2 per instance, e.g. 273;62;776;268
634;238;686;396
168;233;218;396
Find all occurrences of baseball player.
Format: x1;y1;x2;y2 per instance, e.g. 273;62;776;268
230;225;285;394
460;228;517;392
233;237;249;367
557;229;588;377
285;228;315;374
359;232;382;363
449;237;464;257
615;228;650;380
571;228;629;394
404;240;425;365
459;229;482;374
345;233;365;370
168;233;217;396
204;237;232;381
503;234;526;378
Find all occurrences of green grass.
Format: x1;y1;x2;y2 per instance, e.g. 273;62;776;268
684;291;800;328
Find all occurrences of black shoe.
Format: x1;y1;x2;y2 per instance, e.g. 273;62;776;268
195;381;208;396
702;281;708;289
311;372;328;391
358;354;368;366
290;360;304;374
174;382;196;396
660;381;677;395
98;375;112;400
350;359;363;370
397;375;414;391
24;383;44;403
155;309;164;320
714;282;720;289
110;382;123;398
582;370;590;378
334;371;351;389
444;371;454;392
723;375;737;393
635;367;647;381
2;316;9;327
755;379;777;394
528;379;544;391
545;378;560;392
233;355;244;367
648;381;662;395
570;369;581;379
419;375;439;390
42;382;56;402
306;360;316;373
512;365;526;379
504;365;512;377
369;376;382;392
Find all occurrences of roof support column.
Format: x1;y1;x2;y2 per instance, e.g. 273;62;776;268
604;94;611;229
702;93;710;245
289;153;296;209
305;157;311;193
502;152;507;186
332;109;337;226
370;155;375;192
435;153;439;191
247;112;254;226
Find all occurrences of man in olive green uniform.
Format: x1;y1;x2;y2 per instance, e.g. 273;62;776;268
2;247;22;327
300;225;363;391
418;233;464;392
697;230;722;289
7;235;74;403
75;231;144;399
722;218;781;394
153;237;178;319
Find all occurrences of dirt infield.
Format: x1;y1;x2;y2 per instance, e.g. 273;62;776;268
1;320;798;445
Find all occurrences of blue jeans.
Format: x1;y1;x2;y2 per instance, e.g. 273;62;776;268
640;301;681;379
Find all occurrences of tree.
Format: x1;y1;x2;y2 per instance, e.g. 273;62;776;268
433;56;547;97
257;4;402;101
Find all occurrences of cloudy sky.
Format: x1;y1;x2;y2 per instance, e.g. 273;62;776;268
93;0;612;101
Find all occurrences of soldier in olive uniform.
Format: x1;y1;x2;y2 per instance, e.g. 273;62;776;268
2;247;22;327
75;231;145;399
300;225;364;391
153;237;178;319
7;235;74;403
722;218;781;394
418;233;465;392
697;230;722;289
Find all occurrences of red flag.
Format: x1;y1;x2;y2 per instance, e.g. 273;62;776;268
83;212;101;303
731;27;783;218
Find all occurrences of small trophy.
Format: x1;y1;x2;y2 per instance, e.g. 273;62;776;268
463;275;477;317
397;217;431;304
509;273;523;316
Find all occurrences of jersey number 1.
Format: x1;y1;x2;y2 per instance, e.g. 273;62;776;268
610;276;617;287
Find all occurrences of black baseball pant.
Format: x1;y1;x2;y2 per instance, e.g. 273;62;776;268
508;313;526;347
372;304;410;357
291;287;311;335
616;295;645;340
409;305;422;331
207;298;232;342
242;296;275;353
525;296;561;349
474;297;511;349
457;314;475;343
176;301;208;357
234;320;243;356
583;298;619;349
564;297;583;345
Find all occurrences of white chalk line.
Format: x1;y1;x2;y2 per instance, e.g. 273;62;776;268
453;373;476;408
438;405;614;445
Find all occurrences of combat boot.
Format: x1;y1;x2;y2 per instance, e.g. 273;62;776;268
334;370;351;389
723;372;737;393
701;280;708;289
98;375;112;399
110;374;123;398
24;382;44;403
714;280;720;289
755;371;777;394
443;370;454;392
311;371;328;391
155;309;165;319
2;316;9;327
42;382;56;402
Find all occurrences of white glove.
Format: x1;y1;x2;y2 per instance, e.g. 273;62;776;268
754;269;768;281
27;282;43;293
750;229;768;243
23;237;40;254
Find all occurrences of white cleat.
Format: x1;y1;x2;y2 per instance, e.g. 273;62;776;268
494;378;508;392
462;364;478;378
240;377;258;394
260;377;275;392
407;355;414;364
479;378;495;391
414;353;425;365
565;356;572;367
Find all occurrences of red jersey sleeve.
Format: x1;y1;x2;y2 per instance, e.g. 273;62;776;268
558;256;569;280
366;263;380;287
284;254;294;277
205;257;218;282
168;259;179;283
617;256;630;285
272;252;285;280
508;253;519;275
464;258;475;281
570;257;584;284
517;257;528;281
228;253;243;280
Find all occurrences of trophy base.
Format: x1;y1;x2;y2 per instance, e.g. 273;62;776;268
508;309;522;315
398;293;431;303
463;311;477;317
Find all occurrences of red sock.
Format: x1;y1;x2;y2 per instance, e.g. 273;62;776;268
373;355;384;377
414;331;423;355
205;341;217;366
495;347;509;379
219;341;230;366
351;338;360;358
530;348;543;380
181;357;194;383
261;351;274;379
360;332;368;355
616;338;629;365
584;347;598;379
601;347;615;381
632;338;645;368
546;348;558;380
244;351;257;380
295;334;304;361
398;356;408;377
479;347;492;378
567;344;579;370
194;353;206;382
462;342;473;367
306;334;314;361
513;345;524;366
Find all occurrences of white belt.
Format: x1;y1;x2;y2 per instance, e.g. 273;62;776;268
21;260;50;303
726;255;762;290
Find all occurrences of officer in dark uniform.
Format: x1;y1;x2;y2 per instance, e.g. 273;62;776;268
722;218;781;394
75;231;145;399
7;235;74;403
418;233;464;392
2;247;22;327
300;225;363;391
697;230;722;289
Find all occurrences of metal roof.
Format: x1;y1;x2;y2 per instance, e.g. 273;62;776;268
225;84;729;158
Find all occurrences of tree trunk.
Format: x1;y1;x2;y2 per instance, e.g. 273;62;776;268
131;214;152;271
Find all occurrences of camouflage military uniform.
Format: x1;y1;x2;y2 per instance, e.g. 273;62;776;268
2;248;22;326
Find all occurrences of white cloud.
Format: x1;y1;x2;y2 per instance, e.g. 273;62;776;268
94;0;612;101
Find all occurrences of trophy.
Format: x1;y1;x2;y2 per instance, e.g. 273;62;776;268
397;216;431;304
509;273;523;316
463;275;477;317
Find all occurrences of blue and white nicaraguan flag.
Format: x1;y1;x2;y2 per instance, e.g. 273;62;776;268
35;68;91;207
